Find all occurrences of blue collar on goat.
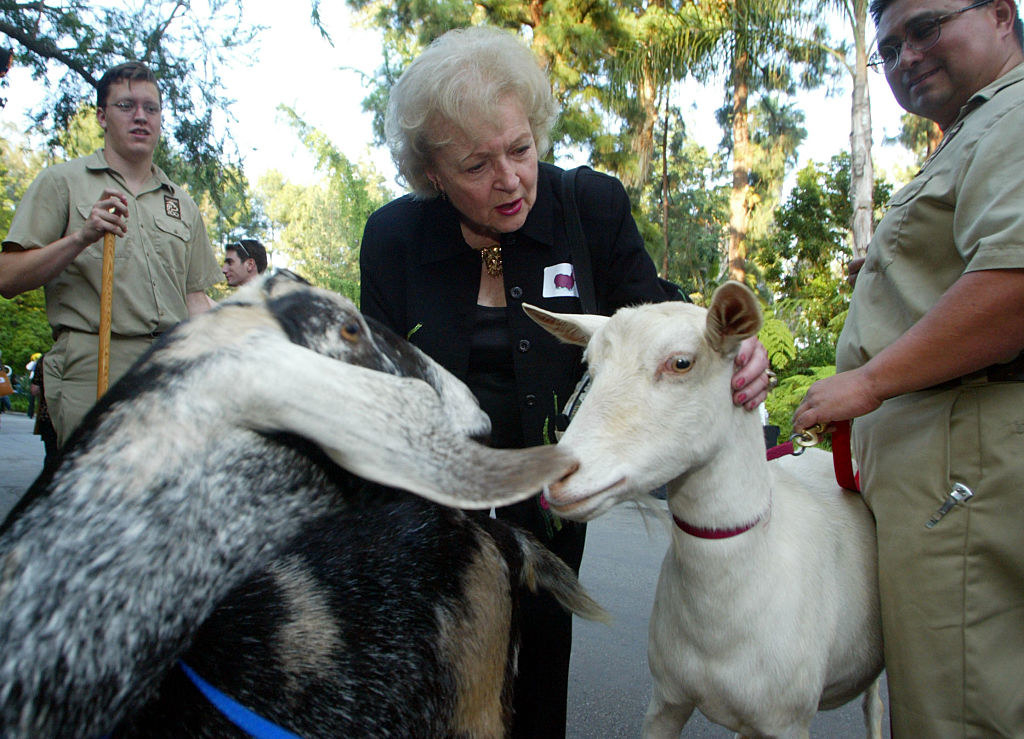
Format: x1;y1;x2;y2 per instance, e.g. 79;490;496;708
178;661;300;739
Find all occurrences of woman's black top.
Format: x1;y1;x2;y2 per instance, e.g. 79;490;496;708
359;161;674;449
467;305;523;450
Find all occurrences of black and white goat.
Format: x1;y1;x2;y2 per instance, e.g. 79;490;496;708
0;272;603;737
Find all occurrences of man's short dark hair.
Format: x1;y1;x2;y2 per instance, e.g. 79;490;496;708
869;0;1024;48
228;239;268;274
96;62;160;109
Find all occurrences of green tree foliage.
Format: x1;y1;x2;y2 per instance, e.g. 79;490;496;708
641;110;729;298
346;0;630;159
0;288;52;387
197;167;267;248
1;127;52;377
890;112;942;163
0;124;45;236
756;151;892;429
256;108;394;302
721;94;808;251
764;364;834;441
0;0;258;207
759;314;797;372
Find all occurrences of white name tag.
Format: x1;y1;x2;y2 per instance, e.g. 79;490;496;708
542;263;579;298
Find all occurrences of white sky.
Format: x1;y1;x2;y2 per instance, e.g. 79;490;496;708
2;0;917;193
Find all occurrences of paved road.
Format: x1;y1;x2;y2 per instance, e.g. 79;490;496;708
1;414;887;736
1;412;44;519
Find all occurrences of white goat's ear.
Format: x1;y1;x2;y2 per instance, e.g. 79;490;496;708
523;303;607;347
704;281;763;355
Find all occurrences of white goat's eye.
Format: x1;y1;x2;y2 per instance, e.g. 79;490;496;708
340;322;361;342
664;355;693;374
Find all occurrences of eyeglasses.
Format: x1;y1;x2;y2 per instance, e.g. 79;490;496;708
868;0;994;73
109;99;162;116
229;242;250;260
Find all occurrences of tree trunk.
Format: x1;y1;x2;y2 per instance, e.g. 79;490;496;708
728;44;751;283
661;103;670;278
849;0;874;260
631;64;660;187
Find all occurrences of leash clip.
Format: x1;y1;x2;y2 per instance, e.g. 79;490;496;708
788;423;826;455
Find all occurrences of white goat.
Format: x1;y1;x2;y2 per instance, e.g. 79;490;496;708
525;282;884;738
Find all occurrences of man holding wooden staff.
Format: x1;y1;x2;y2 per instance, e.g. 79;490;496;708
0;61;221;446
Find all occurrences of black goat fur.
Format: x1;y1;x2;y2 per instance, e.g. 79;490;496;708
0;272;601;737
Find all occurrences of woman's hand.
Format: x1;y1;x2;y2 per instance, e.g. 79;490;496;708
731;336;771;410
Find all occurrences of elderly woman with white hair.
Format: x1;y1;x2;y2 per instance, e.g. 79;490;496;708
359;25;772;736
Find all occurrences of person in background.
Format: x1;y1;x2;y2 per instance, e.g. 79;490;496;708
0;61;221;447
0;349;12;427
360;26;772;737
222;238;268;287
25;352;41;419
794;0;1024;733
31;353;59;473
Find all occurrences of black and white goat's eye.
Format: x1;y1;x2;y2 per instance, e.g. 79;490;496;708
663;355;693;374
340;322;361;342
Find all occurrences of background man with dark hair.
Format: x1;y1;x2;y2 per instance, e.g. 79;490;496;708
795;0;1024;734
222;239;268;287
0;61;222;446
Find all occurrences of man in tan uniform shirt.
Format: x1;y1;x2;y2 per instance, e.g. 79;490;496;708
0;62;222;445
795;0;1024;734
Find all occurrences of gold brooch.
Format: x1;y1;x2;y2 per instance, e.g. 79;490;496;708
480;245;503;278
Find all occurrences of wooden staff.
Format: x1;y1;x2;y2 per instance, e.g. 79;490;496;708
96;231;115;399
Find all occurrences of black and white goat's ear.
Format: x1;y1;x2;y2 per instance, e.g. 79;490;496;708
262;269;311;294
240;338;575;509
523;304;607;347
704;281;763;356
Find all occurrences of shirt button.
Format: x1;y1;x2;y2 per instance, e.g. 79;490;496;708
524;393;537;408
510;286;523;299
518;339;531;353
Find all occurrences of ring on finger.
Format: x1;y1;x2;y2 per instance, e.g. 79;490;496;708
765;370;778;390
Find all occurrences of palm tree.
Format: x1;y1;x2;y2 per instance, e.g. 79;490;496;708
821;0;875;259
618;0;825;281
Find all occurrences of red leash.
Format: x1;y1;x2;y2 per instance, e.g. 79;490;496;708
765;421;860;492
765;440;797;460
674;423;859;540
829;420;860;492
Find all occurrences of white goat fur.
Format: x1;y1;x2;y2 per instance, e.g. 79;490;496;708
525;282;884;738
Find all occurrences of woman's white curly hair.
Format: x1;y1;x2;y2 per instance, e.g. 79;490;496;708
384;26;558;199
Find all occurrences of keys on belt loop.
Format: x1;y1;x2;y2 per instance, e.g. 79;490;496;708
925;482;974;529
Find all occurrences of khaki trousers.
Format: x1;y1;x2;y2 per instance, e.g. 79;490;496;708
43;331;156;447
854;383;1024;737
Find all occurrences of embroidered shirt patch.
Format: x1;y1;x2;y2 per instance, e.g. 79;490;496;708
164;196;181;220
542;263;579;298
